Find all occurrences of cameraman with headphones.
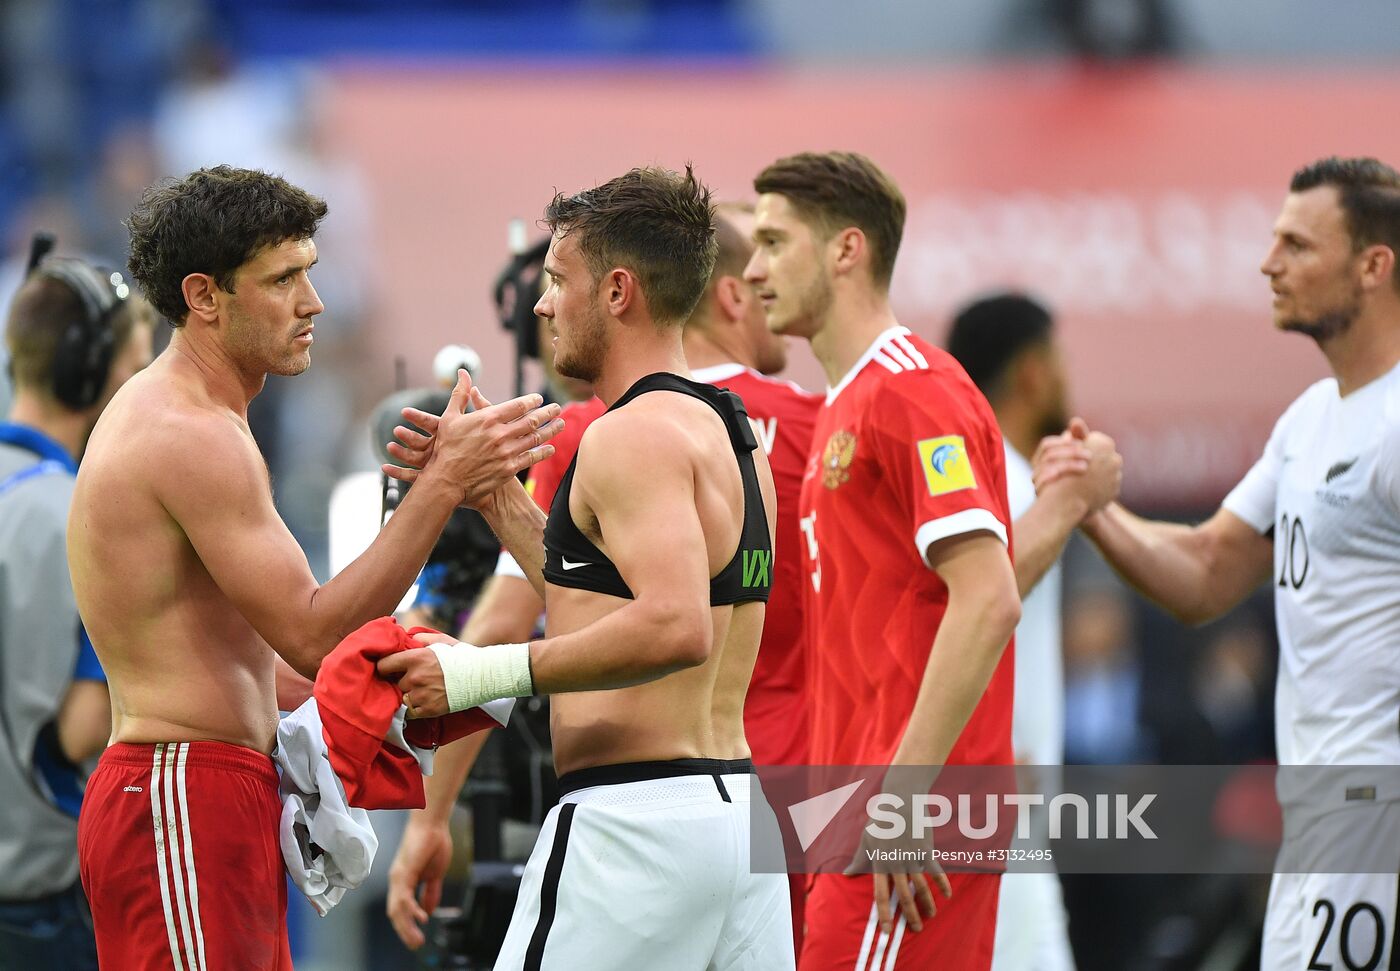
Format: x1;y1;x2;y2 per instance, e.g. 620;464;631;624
0;239;155;970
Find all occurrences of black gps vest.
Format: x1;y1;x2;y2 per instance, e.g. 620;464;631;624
541;372;773;605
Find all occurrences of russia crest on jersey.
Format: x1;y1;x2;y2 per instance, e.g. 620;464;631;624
821;429;857;490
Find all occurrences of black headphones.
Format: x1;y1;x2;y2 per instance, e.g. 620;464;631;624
492;237;550;361
25;233;131;409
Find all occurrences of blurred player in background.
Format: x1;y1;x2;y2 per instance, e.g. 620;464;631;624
0;247;154;970
747;151;1020;971
946;293;1121;971
1037;156;1400;971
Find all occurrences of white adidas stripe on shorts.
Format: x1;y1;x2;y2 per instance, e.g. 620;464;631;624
150;742;208;971
853;893;908;971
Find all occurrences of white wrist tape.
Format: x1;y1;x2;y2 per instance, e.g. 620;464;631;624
428;641;534;713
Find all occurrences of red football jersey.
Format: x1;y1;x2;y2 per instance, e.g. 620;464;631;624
693;364;821;767
526;395;608;513
798;327;1015;768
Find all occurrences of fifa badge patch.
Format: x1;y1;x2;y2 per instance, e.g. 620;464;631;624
918;436;976;496
822;429;857;490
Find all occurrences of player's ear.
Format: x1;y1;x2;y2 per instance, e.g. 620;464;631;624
1358;243;1395;293
715;275;748;324
830;227;866;279
604;267;637;319
181;272;220;325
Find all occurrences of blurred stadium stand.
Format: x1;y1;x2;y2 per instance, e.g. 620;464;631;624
211;0;760;60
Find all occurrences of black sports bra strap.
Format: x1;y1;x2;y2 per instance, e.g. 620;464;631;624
541;373;772;605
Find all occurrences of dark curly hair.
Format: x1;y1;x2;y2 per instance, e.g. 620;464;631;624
543;165;716;325
126;166;328;325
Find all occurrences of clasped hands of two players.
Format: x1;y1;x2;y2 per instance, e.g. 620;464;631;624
382;367;565;512
1031;417;1122;516
377;368;561;716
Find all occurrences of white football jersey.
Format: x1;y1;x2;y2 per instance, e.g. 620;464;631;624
995;446;1076;971
1223;363;1400;786
1004;444;1065;767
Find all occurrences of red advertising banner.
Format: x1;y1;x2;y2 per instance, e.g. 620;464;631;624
323;64;1399;506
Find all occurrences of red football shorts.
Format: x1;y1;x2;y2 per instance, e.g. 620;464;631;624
789;873;808;959
800;872;999;971
78;741;292;970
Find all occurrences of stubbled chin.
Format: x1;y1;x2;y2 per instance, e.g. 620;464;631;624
274;353;312;377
